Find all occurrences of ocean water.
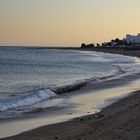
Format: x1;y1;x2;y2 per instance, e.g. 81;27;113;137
0;47;140;119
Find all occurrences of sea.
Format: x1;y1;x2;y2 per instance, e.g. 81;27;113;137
0;47;140;120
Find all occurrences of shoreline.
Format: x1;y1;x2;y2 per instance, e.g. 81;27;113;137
1;49;140;140
2;82;140;140
79;48;140;58
59;47;140;58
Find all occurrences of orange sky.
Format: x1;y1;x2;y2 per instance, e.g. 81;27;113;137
0;0;140;47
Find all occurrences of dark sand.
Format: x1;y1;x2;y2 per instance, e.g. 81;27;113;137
80;48;140;58
1;49;140;140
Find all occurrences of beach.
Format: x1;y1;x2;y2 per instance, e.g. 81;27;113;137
2;89;140;140
1;49;140;140
80;48;140;58
1;0;140;139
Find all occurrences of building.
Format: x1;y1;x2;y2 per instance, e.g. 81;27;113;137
125;33;140;44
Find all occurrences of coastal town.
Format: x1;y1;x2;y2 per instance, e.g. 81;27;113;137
81;33;140;49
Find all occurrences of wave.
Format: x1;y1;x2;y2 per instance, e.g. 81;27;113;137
0;63;136;112
53;81;88;94
0;81;88;112
0;89;56;111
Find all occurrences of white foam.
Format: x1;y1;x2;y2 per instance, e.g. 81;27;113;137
0;89;56;111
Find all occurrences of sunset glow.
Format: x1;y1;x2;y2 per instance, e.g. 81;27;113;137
0;0;140;46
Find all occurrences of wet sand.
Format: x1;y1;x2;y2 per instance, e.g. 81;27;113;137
1;49;140;140
2;89;140;140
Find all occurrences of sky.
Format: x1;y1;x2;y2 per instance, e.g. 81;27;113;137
0;0;140;47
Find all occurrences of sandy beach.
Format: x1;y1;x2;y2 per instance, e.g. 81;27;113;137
2;89;140;140
1;49;140;140
1;0;140;139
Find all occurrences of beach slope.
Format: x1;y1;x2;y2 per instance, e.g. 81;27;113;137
1;90;140;140
1;49;140;140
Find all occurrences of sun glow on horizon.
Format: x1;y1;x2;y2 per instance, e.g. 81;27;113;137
0;0;140;47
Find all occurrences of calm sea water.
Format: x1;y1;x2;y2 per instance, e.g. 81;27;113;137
0;47;139;119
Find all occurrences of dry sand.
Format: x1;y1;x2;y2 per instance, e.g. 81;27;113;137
2;90;140;140
1;49;140;140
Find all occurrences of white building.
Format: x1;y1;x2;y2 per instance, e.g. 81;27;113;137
125;33;140;43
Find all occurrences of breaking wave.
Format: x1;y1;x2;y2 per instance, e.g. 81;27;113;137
0;89;56;111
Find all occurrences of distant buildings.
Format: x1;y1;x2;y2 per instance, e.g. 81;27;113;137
125;33;140;44
81;33;140;50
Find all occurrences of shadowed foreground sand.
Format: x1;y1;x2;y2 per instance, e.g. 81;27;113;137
2;90;140;140
1;49;140;140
